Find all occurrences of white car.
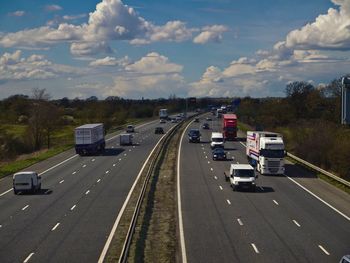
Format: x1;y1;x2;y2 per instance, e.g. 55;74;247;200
13;171;41;194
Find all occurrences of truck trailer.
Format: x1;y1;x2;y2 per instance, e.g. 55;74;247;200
159;109;168;120
222;114;237;140
246;131;285;175
75;123;105;155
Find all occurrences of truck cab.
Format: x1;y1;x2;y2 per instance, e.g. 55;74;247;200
13;171;41;194
225;164;257;191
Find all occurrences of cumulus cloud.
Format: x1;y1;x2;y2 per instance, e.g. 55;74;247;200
0;0;227;55
193;25;228;44
9;11;25;17
285;0;350;50
63;14;87;21
89;56;130;66
0;50;82;82
45;4;63;12
70;41;112;56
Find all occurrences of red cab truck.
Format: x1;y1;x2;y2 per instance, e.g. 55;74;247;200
222;114;237;140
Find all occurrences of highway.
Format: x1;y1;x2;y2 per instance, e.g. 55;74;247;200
0;118;177;263
179;114;350;263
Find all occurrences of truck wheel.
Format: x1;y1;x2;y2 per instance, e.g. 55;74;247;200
13;189;18;195
232;185;236;191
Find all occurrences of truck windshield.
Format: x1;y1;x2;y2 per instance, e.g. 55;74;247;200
212;138;223;142
260;149;284;158
236;170;254;177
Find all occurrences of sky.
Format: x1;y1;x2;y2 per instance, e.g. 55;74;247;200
0;0;350;99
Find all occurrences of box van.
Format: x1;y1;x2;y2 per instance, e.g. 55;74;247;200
224;164;257;191
210;132;224;148
120;133;133;145
13;171;41;194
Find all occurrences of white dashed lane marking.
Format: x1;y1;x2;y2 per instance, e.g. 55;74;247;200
251;243;260;254
82;164;86;168
219;185;223;190
70;205;76;211
273;200;279;206
51;223;60;231
318;245;330;255
214;176;218;180
85;190;90;195
23;253;35;263
293;220;301;227
22;205;29;211
97;179;101;183
226;199;231;205
237;218;244;226
72;171;76;175
59;180;64;184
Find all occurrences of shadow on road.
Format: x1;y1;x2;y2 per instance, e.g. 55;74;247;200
256;186;274;193
99;148;125;157
17;188;53;195
284;163;318;179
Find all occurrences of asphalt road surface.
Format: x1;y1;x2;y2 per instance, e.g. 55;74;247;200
179;114;350;263
0;118;180;263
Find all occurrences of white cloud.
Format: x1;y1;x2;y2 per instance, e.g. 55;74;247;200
0;50;82;82
285;0;350;50
9;11;25;17
89;56;130;66
70;41;112;56
193;25;228;44
45;4;63;12
63;14;87;21
125;52;183;74
0;0;227;54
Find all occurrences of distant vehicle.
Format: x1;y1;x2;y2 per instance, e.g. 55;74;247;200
202;123;210;129
160;119;166;124
176;117;182;122
75;123;105;155
194;118;200;123
211;107;217;115
216;108;223;118
120;133;133;145
224;164;257;192
220;105;227;114
246;131;285;175
210;132;224;149
126;125;135;133
340;255;350;263
171;118;177;123
159;108;168;120
206;117;212;121
13;171;41;194
155;127;164;134
188;129;201;143
223;114;237;140
212;148;226;160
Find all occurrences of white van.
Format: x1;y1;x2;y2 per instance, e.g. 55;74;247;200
13;171;41;194
210;132;224;148
120;133;133;145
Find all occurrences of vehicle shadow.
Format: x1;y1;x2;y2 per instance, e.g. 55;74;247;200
284;163;318;179
99;148;125;156
18;188;53;195
224;147;237;151
256;186;274;193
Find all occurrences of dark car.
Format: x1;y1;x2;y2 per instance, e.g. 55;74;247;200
188;129;201;143
202;123;210;129
206;117;212;121
155;127;164;134
212;148;227;160
194;118;200;123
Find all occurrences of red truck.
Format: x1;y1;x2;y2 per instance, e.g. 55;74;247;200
222;114;237;140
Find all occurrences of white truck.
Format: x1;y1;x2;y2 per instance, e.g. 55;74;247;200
210;132;224;149
120;133;133;145
246;131;285;175
224;164;257;191
13;171;41;194
75;123;105;155
159;109;168;120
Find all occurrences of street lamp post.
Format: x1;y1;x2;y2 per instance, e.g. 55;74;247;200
341;77;350;125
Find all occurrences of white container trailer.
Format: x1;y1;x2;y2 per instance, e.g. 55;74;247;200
159;109;168;120
246;131;285;175
120;133;133;145
75;123;105;155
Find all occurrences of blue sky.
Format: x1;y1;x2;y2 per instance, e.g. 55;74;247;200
0;0;349;99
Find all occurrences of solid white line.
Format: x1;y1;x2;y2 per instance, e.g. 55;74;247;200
251;243;260;254
176;120;194;263
285;175;350;222
85;190;90;195
23;252;34;263
72;171;76;175
219;185;223;190
293;220;301;227
0;189;12;197
318;245;330;255
273;200;279;206
59;180;64;184
97;179;101;183
237;218;244;226
214;176;218;180
227;199;231;205
70;205;76;211
98;124;177;263
22;205;29;211
51;223;60;231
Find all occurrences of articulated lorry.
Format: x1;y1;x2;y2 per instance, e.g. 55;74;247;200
159;108;168;120
222;114;237;140
246;131;285;175
75;123;105;155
